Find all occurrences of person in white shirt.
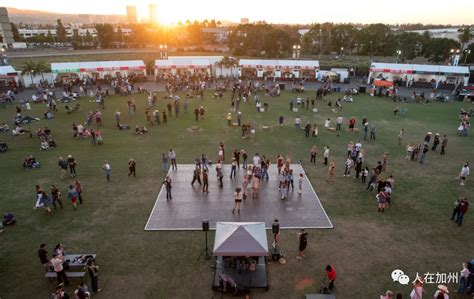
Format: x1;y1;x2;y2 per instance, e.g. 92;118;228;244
433;285;449;299
168;149;177;170
458;262;470;294
336;116;343;131
459;162;470;186
295;116;301;129
252;153;261;166
323;146;330;165
324;118;331;129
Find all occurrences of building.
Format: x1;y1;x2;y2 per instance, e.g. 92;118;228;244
126;6;137;24
149;3;158;24
0;7;14;45
201;28;230;44
240;18;249;25
408;28;474;48
18;27;132;39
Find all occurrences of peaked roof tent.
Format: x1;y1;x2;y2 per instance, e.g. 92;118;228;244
51;60;146;74
369;62;469;75
155;56;223;69
213;222;268;257
239;59;319;69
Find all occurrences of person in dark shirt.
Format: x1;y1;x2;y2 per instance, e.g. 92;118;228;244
38;243;50;272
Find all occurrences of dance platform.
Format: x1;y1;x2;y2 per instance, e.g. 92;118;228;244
145;164;333;230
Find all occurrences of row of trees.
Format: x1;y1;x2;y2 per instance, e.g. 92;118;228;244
229;23;473;63
20;61;51;84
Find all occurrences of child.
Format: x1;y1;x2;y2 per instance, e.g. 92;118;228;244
361;167;369;183
298;173;304;194
280;181;287;200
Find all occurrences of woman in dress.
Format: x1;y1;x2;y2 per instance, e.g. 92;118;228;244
252;175;260;199
296;229;308;259
232;187;243;215
327;162;335;182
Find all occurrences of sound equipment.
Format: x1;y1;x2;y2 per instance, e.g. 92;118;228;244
202;220;209;231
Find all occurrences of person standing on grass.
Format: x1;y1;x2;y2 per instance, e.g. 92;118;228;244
370;124;376;140
304;122;311;137
38;243;50;272
419;144;428;164
39;191;52;214
128;158;136;177
162;153;169;172
458;162;470;186
67;155;77;178
168;149;177;170
431;133;440;151
194;108;199;121
163;176;172;200
325;265;337;291
85;259;101;294
456;198;469;226
398;128;404;146
376;190;388;212
327;162;335;182
457;262;470;294
58;157;68;180
343;157;354;177
382;152;388;172
191;166;202;186
361;167;369;184
296;229;308;260
50;185;63;209
51;254;69;285
310;145;318;164
451;198;462;221
232;187;243;215
242;150;248;170
336;116;343;131
295;116;301;130
74;180;83;204
162;111;167;124
440;134;448;155
233;149;241;169
323;146;330;166
202;169;209;194
68;185;79;210
278;115;284;127
102;161;111;182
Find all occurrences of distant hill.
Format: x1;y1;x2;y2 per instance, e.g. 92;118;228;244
6;7;126;25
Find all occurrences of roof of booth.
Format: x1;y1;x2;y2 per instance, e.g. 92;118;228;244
51;60;146;73
239;59;319;69
0;65;18;76
213;222;268;256
155;56;223;68
370;63;469;74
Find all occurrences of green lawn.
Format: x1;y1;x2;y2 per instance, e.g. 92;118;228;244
0;90;473;298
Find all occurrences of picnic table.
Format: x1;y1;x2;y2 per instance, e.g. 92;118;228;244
63;254;96;267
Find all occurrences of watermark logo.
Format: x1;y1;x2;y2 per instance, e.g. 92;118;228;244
391;269;410;285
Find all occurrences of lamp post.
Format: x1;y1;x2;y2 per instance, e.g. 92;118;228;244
340;46;344;57
450;48;460;66
292;44;301;60
319;29;322;59
369;40;373;61
0;48;6;66
396;50;402;63
159;44;168;60
464;49;471;64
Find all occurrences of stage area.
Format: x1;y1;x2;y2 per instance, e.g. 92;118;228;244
145;164;333;230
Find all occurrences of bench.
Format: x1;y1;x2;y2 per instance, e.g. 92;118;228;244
45;271;86;283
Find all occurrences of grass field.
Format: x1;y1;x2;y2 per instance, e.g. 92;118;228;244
0;89;473;298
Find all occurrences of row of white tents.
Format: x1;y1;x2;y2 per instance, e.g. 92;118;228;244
1;57;471;87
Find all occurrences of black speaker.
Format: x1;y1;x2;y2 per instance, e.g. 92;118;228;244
279;83;285;90
358;86;366;93
202;220;209;231
272;220;280;234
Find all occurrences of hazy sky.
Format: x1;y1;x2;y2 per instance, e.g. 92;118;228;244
2;0;474;25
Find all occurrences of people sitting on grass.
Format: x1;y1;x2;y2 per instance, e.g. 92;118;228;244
0;123;9;132
40;139;50;151
65;103;81;114
2;211;16;226
134;125;148;135
23;155;40;169
12;125;28;136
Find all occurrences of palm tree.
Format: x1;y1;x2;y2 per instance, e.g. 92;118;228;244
36;61;51;81
458;26;472;49
215;59;224;78
21;61;38;87
226;57;239;78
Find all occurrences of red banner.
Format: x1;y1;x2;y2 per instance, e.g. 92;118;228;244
374;80;393;87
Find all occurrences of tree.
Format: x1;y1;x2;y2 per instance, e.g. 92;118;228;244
395;32;425;61
423;38;460;63
21;61;38;85
36;61;51;80
458;26;472;49
95;24;115;48
11;23;22;42
355;23;396;56
56;19;67;43
464;43;474;64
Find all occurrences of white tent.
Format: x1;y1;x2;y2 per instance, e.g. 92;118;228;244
155;56;224;76
0;65;20;85
51;60;146;81
239;59;319;79
368;62;470;86
213;222;268;257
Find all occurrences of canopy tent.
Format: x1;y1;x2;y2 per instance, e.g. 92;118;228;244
155;56;223;77
51;60;146;81
0;65;20;83
368;63;470;88
213;222;268;257
239;59;319;80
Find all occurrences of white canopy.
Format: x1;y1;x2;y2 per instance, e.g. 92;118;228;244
240;59;319;69
155;56;223;69
213;222;268;257
0;65;18;76
369;63;469;75
51;60;146;74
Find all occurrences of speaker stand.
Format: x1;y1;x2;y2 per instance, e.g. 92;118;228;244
197;230;212;261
